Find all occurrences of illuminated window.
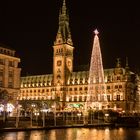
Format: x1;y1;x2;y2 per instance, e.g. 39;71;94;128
9;71;13;77
80;78;83;84
0;69;3;76
69;88;72;91
70;79;73;84
117;76;120;80
107;95;110;101
79;87;82;91
85;78;88;84
8;81;13;88
0;59;4;65
114;95;116;100
84;87;88;90
117;95;120;101
74;88;77;91
9;61;14;67
75;79;78;84
107;76;111;82
107;86;110;89
61;48;63;53
79;96;82;101
74;96;77;101
121;95;124;100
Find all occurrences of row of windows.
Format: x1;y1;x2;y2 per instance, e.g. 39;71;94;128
0;59;14;67
55;48;72;55
107;85;123;89
0;69;13;77
67;95;123;102
69;78;88;85
21;84;123;94
22;81;53;87
21;87;88;94
20;94;123;102
0;80;13;88
0;48;15;56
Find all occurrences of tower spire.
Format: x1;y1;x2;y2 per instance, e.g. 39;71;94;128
62;0;66;15
125;57;130;74
125;57;129;68
116;58;121;68
54;0;73;46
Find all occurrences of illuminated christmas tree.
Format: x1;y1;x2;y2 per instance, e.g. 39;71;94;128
89;29;104;84
87;29;107;109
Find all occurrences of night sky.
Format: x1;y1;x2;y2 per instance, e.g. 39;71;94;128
0;0;140;76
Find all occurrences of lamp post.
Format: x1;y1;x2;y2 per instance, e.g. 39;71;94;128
53;83;60;127
15;102;20;128
42;110;45;127
52;102;56;126
42;101;45;127
3;104;6;123
31;104;35;127
35;112;39;126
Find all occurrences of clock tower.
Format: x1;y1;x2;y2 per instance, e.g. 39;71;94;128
53;0;74;87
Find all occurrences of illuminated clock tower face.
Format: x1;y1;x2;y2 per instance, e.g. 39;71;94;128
68;60;71;67
67;59;72;72
57;60;62;66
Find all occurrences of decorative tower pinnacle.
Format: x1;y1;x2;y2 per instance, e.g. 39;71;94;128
125;57;130;75
54;0;73;46
62;0;66;15
116;58;121;68
125;57;129;70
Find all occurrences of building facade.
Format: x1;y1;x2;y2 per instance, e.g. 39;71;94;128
0;45;21;104
18;0;137;113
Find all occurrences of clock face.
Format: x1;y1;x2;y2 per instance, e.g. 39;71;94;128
57;60;62;66
68;61;71;66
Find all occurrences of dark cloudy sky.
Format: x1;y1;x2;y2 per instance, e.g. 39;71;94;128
0;0;140;76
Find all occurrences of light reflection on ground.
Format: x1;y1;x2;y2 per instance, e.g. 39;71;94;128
0;128;140;140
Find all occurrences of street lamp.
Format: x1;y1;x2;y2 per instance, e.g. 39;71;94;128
77;112;82;124
15;102;20;128
35;112;40;126
31;104;35;127
42;102;45;127
52;102;56;126
104;113;109;123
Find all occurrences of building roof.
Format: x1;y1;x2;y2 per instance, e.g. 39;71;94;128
21;68;133;88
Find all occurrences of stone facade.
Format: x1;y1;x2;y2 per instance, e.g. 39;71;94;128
18;0;137;112
0;45;21;103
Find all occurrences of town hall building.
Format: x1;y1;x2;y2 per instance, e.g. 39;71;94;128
18;0;137;113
